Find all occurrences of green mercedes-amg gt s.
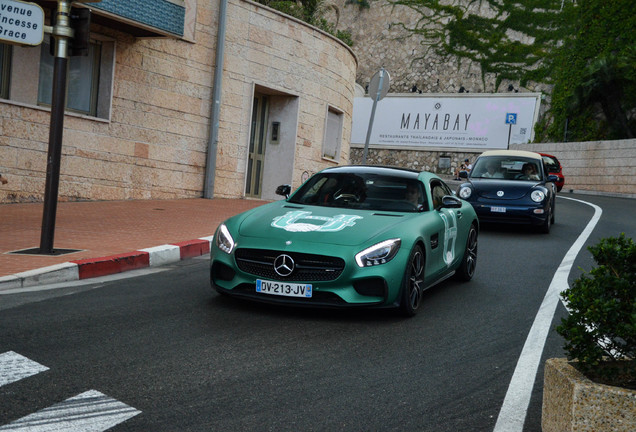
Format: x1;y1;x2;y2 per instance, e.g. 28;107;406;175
210;166;478;316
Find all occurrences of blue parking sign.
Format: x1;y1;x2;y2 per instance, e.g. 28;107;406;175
506;113;517;124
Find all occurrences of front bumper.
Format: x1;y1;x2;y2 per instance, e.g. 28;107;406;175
469;199;549;225
210;240;409;309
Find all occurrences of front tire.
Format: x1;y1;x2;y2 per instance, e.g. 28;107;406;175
540;207;552;234
400;245;425;317
455;224;478;281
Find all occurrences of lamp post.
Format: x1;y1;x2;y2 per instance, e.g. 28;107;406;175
38;0;98;254
39;0;74;254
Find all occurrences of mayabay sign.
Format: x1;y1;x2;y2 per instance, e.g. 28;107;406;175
0;0;44;46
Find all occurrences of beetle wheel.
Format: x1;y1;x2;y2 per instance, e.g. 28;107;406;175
540;207;551;234
400;245;424;317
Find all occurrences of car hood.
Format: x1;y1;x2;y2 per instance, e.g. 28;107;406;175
468;179;538;200
237;202;415;246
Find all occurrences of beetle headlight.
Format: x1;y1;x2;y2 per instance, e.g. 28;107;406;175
531;190;546;202
458;186;472;199
355;239;401;267
216;224;235;254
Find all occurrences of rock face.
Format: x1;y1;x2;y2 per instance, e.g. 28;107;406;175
333;0;549;96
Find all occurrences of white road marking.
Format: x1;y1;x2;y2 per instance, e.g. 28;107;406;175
493;196;602;431
0;351;49;387
0;390;140;432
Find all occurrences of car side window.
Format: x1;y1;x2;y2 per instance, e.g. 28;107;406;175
430;181;448;210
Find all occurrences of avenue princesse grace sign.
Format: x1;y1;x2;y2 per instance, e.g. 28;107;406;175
0;0;44;46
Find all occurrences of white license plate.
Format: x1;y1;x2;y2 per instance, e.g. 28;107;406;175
490;206;507;213
256;279;312;298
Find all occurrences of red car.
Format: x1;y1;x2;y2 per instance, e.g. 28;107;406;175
540;153;565;192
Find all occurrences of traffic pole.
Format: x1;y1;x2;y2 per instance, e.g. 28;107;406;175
39;0;73;254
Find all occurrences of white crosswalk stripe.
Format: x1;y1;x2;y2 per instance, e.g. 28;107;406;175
0;390;141;432
0;351;49;387
0;352;141;431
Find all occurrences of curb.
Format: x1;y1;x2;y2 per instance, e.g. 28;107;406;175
0;236;215;292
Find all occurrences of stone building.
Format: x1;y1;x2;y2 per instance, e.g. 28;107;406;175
0;0;357;203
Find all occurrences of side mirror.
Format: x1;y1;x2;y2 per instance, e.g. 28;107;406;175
459;171;468;179
275;184;291;198
547;175;558;183
441;195;462;209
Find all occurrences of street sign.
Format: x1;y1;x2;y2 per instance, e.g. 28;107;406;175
0;0;44;46
505;113;517;149
368;69;390;101
363;68;391;163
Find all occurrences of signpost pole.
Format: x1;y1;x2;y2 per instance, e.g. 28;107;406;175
362;68;389;164
505;113;517;150
507;124;512;149
39;0;73;254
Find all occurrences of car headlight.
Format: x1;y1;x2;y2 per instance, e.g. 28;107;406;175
355;239;401;267
216;224;235;254
458;186;472;199
531;190;546;202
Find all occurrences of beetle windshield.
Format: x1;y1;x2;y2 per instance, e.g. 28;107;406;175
288;172;428;212
470;156;543;181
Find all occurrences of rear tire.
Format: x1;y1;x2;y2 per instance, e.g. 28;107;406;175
455;224;478;281
399;245;425;317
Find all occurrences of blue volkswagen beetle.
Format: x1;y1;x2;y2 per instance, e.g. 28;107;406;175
456;150;558;233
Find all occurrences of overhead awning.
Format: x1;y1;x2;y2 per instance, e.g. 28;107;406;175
90;0;185;38
34;0;185;38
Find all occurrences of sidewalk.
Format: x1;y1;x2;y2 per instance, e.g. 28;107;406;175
0;198;267;291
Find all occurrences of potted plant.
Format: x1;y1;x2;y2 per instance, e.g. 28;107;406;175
542;234;635;431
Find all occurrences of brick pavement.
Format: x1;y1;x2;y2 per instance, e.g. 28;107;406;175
0;198;268;279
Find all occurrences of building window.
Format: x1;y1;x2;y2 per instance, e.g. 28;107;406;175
37;36;102;116
323;106;343;161
0;44;11;99
1;33;114;121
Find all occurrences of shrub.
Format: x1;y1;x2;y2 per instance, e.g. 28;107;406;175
556;234;636;388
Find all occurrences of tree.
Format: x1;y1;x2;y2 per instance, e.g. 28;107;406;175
259;0;356;46
567;53;635;139
388;0;575;90
389;0;636;141
544;1;636;141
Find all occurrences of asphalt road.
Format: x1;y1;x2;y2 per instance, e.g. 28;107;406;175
0;193;634;431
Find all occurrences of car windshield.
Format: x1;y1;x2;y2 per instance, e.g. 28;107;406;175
470;156;543;181
288;172;428;212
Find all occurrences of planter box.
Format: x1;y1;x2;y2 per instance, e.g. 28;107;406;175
542;358;636;432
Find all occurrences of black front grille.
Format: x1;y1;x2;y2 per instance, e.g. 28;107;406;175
235;248;345;281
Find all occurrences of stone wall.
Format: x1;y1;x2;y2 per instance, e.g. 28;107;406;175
350;139;636;198
511;140;636;197
0;0;357;203
349;146;479;177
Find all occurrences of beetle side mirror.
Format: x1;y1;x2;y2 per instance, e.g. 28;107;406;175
459;171;468;179
275;184;291;199
547;175;558;183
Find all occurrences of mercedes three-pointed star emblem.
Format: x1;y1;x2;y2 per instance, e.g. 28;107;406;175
274;254;295;277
